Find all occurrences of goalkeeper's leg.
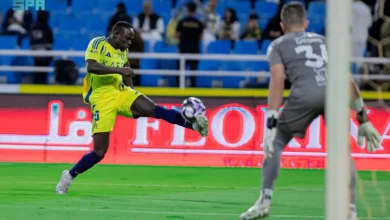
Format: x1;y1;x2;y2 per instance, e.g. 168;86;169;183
240;128;292;220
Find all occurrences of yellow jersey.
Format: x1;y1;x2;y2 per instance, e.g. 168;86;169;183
83;36;129;104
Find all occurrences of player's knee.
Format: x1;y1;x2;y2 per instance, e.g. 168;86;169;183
93;148;107;158
93;144;108;158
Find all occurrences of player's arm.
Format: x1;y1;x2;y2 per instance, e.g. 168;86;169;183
349;73;367;123
86;60;130;75
268;64;285;113
266;42;284;118
122;61;134;88
349;73;382;151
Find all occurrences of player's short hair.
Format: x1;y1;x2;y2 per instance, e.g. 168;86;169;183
112;21;133;34
281;2;307;28
187;2;197;13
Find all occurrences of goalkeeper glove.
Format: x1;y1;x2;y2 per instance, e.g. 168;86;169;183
264;110;278;159
352;98;382;152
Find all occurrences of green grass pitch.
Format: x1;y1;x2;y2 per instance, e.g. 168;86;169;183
0;163;389;220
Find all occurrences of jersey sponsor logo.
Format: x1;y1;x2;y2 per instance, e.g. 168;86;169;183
102;60;124;68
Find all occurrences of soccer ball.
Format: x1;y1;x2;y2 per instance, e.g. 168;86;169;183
180;97;206;123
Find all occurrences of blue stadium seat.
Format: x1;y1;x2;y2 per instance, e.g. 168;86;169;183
220;40;259;88
71;0;95;14
140;59;161;86
196;60;220;88
72;57;85;68
127;0;143;15
0;37;16;82
0;36;18;49
308;1;326;19
207;40;231;54
255;1;278;19
284;0;305;4
144;41;151;52
71;34;91;50
226;0;251;15
175;0;191;8
234;41;258;54
154;41;178;86
53;35;72;50
96;0;123;14
45;0;68;13
153;0;172;15
259;17;270;31
260;40;272;55
237;14;249;32
307;19;324;34
58;15;82;33
21;39;30;50
162;13;172;29
83;16;108;34
220;61;245;88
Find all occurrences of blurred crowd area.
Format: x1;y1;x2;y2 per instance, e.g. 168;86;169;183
0;0;389;88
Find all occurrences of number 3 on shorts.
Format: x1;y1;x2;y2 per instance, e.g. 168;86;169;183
94;111;100;121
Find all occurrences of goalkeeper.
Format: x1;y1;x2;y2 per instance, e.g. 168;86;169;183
239;2;382;220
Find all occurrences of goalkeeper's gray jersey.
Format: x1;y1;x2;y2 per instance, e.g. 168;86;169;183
267;31;328;138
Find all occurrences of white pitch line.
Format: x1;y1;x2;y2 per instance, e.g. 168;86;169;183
0;181;246;189
0;205;388;219
0;181;328;192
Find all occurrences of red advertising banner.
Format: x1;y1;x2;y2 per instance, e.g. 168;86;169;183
0;99;389;170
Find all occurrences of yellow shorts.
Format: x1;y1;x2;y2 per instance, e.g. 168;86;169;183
89;86;142;134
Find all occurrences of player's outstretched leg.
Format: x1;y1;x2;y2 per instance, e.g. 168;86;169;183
56;132;109;194
131;95;208;137
240;129;291;220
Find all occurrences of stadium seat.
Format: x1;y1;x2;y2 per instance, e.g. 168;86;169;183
127;0;143;15
0;36;17;49
260;40;272;55
71;0;95;14
206;40;231;54
45;0;68;13
226;0;251;15
237;14;249;32
196;60;220;88
162;13;172;30
21;39;30;50
284;0;305;4
154;41;178;86
219;41;259;88
53;35;72;50
307;18;324;34
72;57;85;68
153;0;172;15
308;1;326;19
220;61;246;88
234;41;258;54
140;59;162;86
96;0;123;14
83;16;108;34
72;34;91;50
255;1;278;19
259;17;271;31
57;15;82;33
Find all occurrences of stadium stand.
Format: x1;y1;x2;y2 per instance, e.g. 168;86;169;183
0;0;382;88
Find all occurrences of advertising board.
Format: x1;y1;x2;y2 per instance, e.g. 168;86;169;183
0;94;389;170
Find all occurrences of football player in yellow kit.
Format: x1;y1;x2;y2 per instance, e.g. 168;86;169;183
56;21;208;194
